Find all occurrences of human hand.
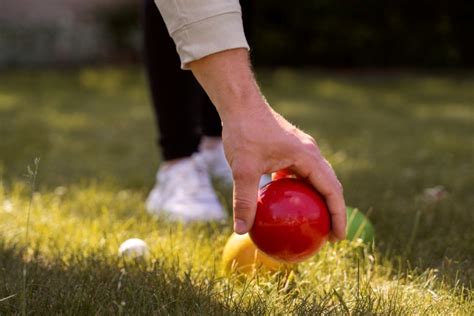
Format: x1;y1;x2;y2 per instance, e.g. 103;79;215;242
189;48;346;241
221;103;346;241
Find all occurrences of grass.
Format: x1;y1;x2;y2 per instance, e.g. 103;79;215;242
0;67;473;314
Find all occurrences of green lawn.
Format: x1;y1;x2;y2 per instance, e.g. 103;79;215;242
0;67;473;314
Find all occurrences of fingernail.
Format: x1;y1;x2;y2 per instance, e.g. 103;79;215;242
234;219;247;234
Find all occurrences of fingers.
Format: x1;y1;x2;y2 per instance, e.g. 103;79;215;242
310;162;346;241
232;165;262;234
294;156;347;241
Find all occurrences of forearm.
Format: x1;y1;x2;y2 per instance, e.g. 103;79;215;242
189;48;269;122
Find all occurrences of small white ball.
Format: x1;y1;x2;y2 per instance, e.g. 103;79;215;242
118;238;149;258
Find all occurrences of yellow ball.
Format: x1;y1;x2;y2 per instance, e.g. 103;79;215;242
222;233;289;274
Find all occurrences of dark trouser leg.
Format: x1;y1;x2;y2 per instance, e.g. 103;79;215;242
142;0;206;161
142;0;254;157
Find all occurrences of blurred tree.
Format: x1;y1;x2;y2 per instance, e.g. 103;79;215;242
1;0;472;67
253;0;474;67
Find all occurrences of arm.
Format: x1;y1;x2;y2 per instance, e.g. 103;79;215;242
189;48;346;240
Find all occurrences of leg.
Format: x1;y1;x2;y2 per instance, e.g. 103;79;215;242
142;0;203;161
142;0;226;220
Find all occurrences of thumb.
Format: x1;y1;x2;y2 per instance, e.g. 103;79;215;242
232;168;261;234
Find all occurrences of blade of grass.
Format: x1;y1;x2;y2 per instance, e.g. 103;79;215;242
22;157;40;316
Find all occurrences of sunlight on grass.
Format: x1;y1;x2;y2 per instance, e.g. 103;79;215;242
79;68;128;95
40;107;90;131
0;68;472;314
313;80;371;108
412;103;474;122
0;182;472;314
0;92;19;111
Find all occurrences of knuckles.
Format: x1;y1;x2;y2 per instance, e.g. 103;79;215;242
307;135;317;146
301;139;322;159
336;181;344;194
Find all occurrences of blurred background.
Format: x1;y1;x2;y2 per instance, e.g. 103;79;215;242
1;0;473;68
1;1;473;313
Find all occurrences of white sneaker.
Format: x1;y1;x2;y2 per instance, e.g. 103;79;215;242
198;138;272;188
145;155;227;222
199;139;233;186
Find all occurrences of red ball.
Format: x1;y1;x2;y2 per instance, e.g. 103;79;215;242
249;178;330;263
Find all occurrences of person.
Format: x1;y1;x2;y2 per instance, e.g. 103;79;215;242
142;0;262;224
142;0;346;241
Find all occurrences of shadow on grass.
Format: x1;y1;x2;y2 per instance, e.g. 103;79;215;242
0;243;259;315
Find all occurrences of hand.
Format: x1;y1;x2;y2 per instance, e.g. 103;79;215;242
189;49;346;240
222;103;346;240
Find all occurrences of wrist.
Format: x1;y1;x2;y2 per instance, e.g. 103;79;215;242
217;86;270;124
189;48;270;122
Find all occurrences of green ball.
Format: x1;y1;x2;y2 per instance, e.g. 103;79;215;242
346;207;375;244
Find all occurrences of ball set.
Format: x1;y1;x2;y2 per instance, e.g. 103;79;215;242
223;177;375;274
119;176;375;276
